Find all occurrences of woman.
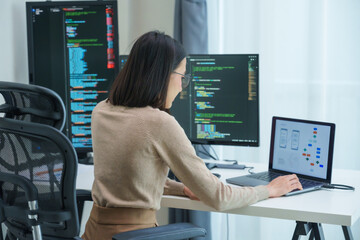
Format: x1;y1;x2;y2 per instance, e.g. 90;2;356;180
82;31;302;240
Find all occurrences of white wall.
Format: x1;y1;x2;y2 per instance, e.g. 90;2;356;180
0;0;29;84
118;0;175;54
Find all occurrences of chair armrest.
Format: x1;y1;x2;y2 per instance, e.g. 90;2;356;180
76;189;92;201
112;222;206;240
0;173;38;201
76;189;92;225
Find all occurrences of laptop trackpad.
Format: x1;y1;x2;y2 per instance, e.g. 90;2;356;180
226;176;268;187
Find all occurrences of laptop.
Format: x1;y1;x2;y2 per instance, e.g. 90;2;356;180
226;116;336;196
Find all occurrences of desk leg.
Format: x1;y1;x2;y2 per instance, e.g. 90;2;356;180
292;221;311;240
293;222;354;240
292;222;325;240
342;226;354;240
309;223;324;240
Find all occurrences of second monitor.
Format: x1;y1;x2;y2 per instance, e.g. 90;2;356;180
171;54;259;146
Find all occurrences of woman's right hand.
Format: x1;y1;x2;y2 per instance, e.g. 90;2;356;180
266;174;303;197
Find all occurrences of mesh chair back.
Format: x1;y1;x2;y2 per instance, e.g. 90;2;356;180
0;118;79;238
0;81;65;131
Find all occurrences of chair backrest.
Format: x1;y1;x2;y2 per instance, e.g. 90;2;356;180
0;82;79;239
0;118;79;239
0;81;65;131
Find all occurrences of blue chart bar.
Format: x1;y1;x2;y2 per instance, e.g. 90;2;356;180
71;114;92;124
71;102;97;112
71;90;99;100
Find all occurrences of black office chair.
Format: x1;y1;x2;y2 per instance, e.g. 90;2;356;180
0;81;206;240
0;81;65;131
0;116;80;239
0;81;91;227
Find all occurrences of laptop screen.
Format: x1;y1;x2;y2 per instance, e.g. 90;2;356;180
270;117;335;181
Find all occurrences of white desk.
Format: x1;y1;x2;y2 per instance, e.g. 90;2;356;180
76;163;360;239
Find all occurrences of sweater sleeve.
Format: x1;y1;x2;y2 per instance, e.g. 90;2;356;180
164;178;185;196
152;115;269;211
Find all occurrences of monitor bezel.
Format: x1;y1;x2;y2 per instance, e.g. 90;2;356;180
269;116;335;183
26;0;120;154
183;54;260;147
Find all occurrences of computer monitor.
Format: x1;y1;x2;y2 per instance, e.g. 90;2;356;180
26;1;119;154
117;54;259;146
171;54;259;146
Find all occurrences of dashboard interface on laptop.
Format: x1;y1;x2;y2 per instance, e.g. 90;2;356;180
272;119;331;179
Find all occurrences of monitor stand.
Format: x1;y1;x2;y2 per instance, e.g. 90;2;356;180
194;144;246;170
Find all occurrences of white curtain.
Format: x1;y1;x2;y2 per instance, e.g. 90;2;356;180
207;0;360;239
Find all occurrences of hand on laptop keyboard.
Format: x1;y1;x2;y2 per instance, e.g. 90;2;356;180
266;174;303;197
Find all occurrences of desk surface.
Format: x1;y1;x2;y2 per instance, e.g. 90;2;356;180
76;162;360;226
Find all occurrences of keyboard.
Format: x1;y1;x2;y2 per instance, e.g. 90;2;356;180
248;171;322;189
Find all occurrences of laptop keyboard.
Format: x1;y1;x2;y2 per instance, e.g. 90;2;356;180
248;171;280;182
248;172;322;189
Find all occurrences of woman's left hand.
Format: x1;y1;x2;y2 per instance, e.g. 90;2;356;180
183;186;200;201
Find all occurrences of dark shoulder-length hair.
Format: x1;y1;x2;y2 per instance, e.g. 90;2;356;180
108;31;186;111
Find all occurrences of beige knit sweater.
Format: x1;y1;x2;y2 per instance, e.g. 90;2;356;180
91;100;269;211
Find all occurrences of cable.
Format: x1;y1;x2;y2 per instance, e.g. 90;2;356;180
200;144;218;160
209;145;220;160
224;159;238;164
322;183;355;191
246;166;255;174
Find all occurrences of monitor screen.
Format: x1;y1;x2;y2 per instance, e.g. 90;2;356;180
272;118;333;179
171;54;259;146
26;1;119;153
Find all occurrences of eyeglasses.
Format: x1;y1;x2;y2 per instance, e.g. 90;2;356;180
173;71;191;89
